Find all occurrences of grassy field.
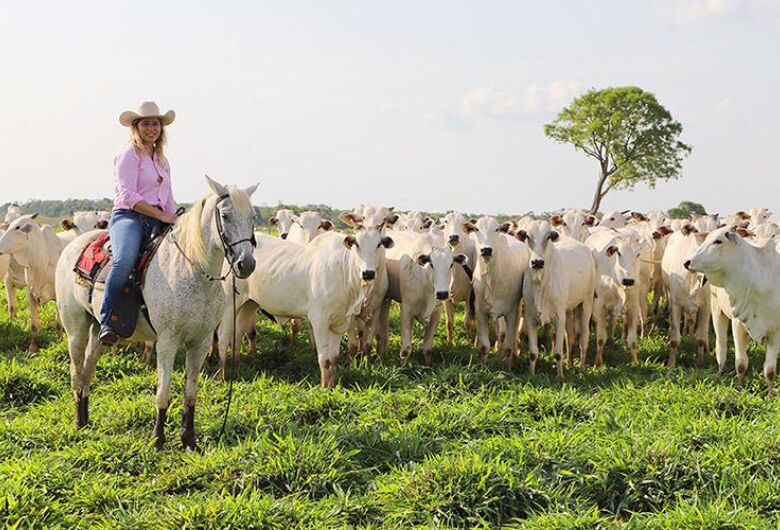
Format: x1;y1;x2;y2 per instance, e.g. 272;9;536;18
1;284;779;529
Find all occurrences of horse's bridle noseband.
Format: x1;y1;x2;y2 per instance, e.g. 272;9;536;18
214;193;257;276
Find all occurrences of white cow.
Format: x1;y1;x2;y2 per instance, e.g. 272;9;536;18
0;214;76;351
63;210;111;233
285;211;334;245
516;220;595;379
463;216;528;370
380;231;467;363
550;209;598;242
630;211;673;333
599;210;631;229
585;229;642;366
267;209;296;239
3;204;23;224
439;212;477;342
688;226;780;390
339;205;398;357
217;227;394;386
661;224;711;368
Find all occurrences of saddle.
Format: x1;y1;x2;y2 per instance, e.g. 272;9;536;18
74;225;172;338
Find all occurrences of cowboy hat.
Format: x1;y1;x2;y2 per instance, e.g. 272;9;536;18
119;101;175;127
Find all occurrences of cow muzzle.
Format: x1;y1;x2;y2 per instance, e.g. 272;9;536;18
436;290;449;301
480;247;493;258
531;259;544;270
362;270;376;281
280;233;288;240
622;278;635;287
683;260;691;270
448;234;460;246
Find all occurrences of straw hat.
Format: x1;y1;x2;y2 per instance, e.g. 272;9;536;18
119;101;175;127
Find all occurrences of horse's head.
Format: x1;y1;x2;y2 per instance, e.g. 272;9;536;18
206;175;258;279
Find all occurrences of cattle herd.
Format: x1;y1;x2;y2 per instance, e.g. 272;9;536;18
1;203;779;394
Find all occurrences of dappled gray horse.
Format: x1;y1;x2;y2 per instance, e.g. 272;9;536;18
55;176;257;450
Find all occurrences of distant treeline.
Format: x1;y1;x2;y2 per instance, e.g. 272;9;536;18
1;199;529;229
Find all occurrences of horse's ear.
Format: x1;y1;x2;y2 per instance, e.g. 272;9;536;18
204;174;228;196
244;183;259;197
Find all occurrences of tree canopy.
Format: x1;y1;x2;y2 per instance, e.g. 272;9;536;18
667;200;707;219
545;86;692;213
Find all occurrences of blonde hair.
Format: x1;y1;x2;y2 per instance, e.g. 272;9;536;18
129;118;168;166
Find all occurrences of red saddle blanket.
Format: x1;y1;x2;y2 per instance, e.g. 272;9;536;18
74;231;161;285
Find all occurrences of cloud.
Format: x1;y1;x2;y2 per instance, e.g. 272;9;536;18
426;81;580;131
669;0;780;22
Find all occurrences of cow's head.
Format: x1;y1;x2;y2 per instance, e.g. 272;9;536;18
415;246;468;301
462;216;510;260
0;213;40;263
515;220;558;270
440;212;468;248
293;211;333;243
343;224;394;281
686;226;750;284
604;236;641;288
268;209;295;239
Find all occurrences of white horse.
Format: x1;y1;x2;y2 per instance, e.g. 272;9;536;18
55;176;257;450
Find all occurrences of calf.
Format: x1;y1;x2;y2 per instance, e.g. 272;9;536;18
661;224;710;368
585;230;642;366
517;220;595;379
687;226;780;390
464;216;528;370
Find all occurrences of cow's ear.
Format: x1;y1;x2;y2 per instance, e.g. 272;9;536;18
631;212;648;222
268;216;278;226
548;230;560;242
96;220;108;230
584;215;597;227
497;222;511;233
605;245;618;257
380;236;394;249
735;228;753;238
469;218;478;225
384;213;399;227
462;222;477;234
515;230;528;242
453;253;468;266
339;211;363;228
319;219;334;231
416;254;431;266
681;224;698;236
422;217;433;229
60;219;75;230
387;206;395;212
30;213;39;220
550;214;564;227
343;235;357;249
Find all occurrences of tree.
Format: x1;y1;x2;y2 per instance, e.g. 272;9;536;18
667;200;706;219
544;86;692;214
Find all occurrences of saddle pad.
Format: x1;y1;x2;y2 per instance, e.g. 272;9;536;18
74;232;112;283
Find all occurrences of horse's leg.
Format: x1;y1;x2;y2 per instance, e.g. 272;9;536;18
78;323;107;424
181;337;211;451
142;342;156;366
152;337;177;451
27;291;40;353
65;313;93;427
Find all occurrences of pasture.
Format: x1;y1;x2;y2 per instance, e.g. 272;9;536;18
2;284;779;529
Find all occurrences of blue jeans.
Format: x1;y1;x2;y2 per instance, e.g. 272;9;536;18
99;209;159;327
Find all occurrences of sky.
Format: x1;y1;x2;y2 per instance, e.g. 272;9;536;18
1;0;778;216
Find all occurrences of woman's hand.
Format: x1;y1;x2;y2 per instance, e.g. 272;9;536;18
159;212;178;225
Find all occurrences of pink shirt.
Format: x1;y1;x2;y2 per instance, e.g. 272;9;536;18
113;143;176;214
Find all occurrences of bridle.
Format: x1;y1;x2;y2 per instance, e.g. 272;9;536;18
214;192;257;278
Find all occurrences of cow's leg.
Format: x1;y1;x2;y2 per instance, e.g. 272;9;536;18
712;306;730;375
516;315;526;358
763;335;780;394
142;341;156;366
399;304;413;361
311;317;340;388
152;336;177;451
502;307;519;372
526;311;540;376
376;299;392;361
421;307;441;366
594;301;608;369
181;336;211;451
475;306;491;366
565;310;576;370
733;320;750;387
667;301;681;368
236;303;257;366
65;311;93;428
553;311;567;382
27;292;40;353
695;302;711;369
580;298;593;371
445;300;455;344
625;302;639;366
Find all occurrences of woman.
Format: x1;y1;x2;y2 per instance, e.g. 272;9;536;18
99;101;179;345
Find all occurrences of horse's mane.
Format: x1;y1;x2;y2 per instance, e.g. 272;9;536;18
172;186;254;270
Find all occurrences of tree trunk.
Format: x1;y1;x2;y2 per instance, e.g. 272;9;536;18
589;167;609;214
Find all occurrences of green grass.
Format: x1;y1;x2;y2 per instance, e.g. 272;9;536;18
1;283;778;529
